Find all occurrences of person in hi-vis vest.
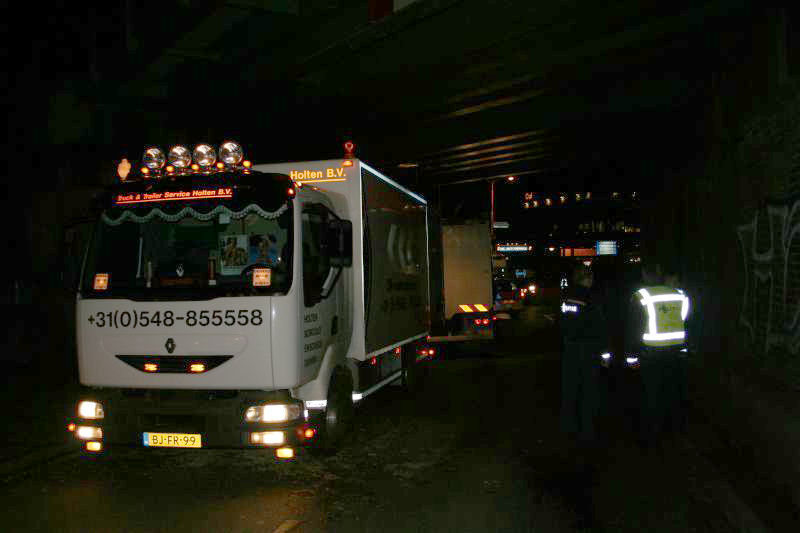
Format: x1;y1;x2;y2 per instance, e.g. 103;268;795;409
626;262;689;446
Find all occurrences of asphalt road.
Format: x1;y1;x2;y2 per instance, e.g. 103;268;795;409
2;305;769;532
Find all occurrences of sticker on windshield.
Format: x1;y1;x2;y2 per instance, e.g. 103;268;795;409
249;233;280;266
219;235;248;275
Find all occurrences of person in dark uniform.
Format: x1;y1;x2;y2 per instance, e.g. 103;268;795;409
560;263;608;445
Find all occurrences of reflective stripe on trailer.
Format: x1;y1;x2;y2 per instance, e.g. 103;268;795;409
458;304;489;313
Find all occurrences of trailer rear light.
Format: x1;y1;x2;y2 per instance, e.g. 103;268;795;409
288;187;296;197
276;447;294;459
189;363;206;373
492;315;497;321
428;348;435;356
93;273;109;291
394;347;401;357
370;357;378;366
144;363;158;372
86;441;103;452
473;318;481;326
482;318;490;325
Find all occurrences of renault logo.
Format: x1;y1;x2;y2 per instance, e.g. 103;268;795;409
165;338;176;353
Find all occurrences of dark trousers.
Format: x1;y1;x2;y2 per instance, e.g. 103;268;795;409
639;348;682;443
561;340;600;443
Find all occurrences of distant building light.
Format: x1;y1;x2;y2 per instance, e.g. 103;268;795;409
398;163;419;168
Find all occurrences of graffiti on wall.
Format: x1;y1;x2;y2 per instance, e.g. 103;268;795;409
737;200;800;354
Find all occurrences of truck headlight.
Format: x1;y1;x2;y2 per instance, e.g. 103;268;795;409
78;401;104;420
244;403;302;423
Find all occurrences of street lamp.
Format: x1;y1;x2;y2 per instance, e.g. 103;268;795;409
491;176;518;239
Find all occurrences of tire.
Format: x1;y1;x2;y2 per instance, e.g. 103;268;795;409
319;369;354;452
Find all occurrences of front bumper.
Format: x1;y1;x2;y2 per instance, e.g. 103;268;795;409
68;388;317;451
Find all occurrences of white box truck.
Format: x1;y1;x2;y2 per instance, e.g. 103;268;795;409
429;220;495;340
70;144;430;458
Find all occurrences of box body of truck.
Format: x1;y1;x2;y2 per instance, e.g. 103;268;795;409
71;155;429;455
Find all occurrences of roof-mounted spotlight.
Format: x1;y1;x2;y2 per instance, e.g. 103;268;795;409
193;144;216;168
168;145;192;169
219;140;244;166
143;147;166;173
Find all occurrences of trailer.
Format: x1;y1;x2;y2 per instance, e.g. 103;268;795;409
69;143;431;458
428;219;495;341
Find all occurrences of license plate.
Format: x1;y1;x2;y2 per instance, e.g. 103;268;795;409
143;432;202;448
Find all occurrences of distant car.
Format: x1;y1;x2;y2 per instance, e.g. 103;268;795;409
520;279;538;304
493;280;524;314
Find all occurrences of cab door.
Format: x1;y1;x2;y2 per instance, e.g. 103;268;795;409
299;203;342;382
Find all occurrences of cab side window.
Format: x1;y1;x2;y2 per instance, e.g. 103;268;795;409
302;206;331;307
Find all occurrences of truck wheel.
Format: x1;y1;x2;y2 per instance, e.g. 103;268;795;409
320;370;354;451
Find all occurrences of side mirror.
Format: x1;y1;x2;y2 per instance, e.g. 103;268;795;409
328;219;352;267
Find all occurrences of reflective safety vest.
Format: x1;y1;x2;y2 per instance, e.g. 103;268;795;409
635;286;689;347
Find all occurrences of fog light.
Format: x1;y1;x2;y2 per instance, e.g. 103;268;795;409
251;431;284;445
304;428;316;439
86;441;103;452
76;426;103;440
276;447;294;459
78;401;104;420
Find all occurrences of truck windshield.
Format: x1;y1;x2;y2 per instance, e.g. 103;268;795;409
82;206;293;299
